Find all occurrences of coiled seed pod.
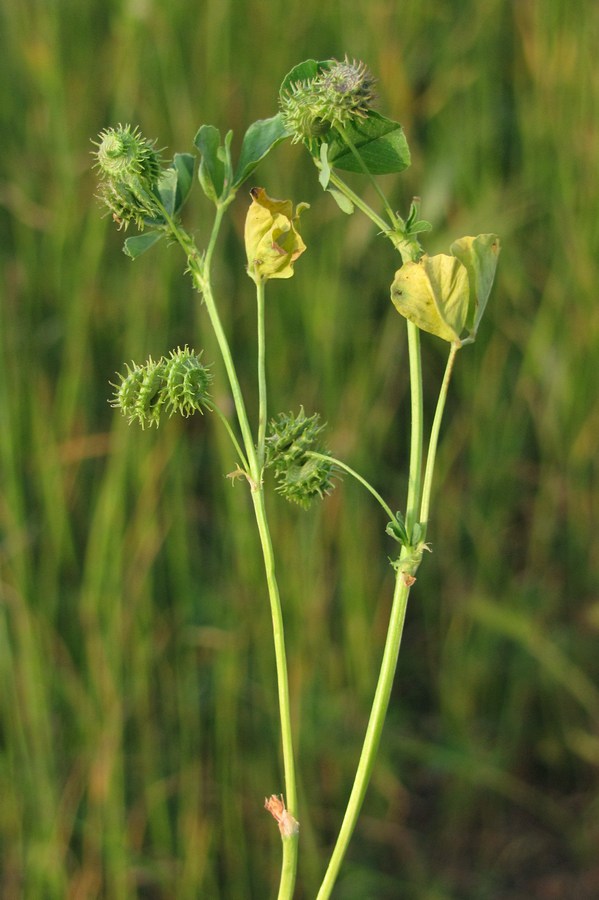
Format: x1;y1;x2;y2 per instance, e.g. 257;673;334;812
265;408;336;508
95;124;162;187
135;357;167;428
110;362;146;421
93;124;164;229
165;347;213;417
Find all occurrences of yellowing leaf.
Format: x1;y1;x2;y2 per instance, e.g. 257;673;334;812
244;187;308;282
450;234;501;337
390;254;470;343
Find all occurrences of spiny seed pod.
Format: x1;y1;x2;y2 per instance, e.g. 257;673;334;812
94;124;162;187
110;355;166;428
134;356;167;429
165;346;213;417
280;80;333;144
93;124;164;230
110;348;214;429
320;57;376;118
280;57;376;145
265;408;335;508
110;362;146;419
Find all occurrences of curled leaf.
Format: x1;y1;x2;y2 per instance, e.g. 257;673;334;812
391;254;470;343
390;234;500;344
245;187;309;282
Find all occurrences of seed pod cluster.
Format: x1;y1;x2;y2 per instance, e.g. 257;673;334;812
111;347;213;428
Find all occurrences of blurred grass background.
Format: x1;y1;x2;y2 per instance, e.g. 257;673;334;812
1;0;598;897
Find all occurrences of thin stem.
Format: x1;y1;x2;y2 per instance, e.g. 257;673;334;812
405;321;424;538
206;401;250;472
323;167;423;264
315;568;412;900
419;342;459;530
337;126;400;231
316;321;424;898
256;278;268;471
250;487;299;898
327;169;390;234
185;232;259;481
165;206;298;897
307;451;396;523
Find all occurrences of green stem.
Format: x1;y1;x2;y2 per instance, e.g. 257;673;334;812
206;401;250;472
251;281;299;896
307;452;395;523
323;168;423;265
405;321;424;538
315;568;412;900
327;169;390;234
251;488;299;898
256;278;268;471
315;322;423;899
337;126;401;231
419;342;459;531
184;214;259;482
167;206;298;898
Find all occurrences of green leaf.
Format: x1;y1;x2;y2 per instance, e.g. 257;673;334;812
409;219;433;235
450;234;501;337
318;142;331;190
233;114;289;188
279;59;332;96
172;152;195;212
411;522;426;545
327;188;354;214
386;511;409;546
156;167;178;216
327;111;411;175
194;125;232;202
123;230;164;259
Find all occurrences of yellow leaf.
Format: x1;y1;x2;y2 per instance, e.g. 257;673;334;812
244;187;308;283
390;254;470;343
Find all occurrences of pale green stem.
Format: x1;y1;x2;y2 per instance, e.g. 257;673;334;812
315;317;424;898
419;342;459;531
322;167;423;263
326;169;390;234
336;126;401;231
305;165;426;897
405;321;424;538
256;278;268;470
166;205;298;898
307;451;396;523
158;201;256;475
315;568;412;900
205;400;250;472
251;278;299;895
251;487;299;898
